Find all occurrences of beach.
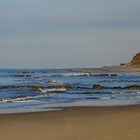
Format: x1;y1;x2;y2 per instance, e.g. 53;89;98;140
0;106;140;140
96;65;140;72
0;68;140;140
0;0;140;139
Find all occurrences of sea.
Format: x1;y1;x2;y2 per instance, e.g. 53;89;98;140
0;69;140;114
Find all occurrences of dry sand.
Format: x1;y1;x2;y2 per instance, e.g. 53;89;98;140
0;106;140;140
97;65;140;72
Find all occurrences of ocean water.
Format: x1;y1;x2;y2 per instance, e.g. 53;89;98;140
0;69;140;114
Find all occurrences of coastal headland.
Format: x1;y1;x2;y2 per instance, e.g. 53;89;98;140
94;51;140;72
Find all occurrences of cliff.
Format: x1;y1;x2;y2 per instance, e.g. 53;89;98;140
130;52;140;66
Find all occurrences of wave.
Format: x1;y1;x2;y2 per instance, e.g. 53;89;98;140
38;87;67;92
64;72;91;77
0;93;55;103
0;91;139;103
64;72;118;77
0;96;33;103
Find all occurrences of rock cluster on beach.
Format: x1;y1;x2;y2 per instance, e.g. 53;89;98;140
130;52;140;66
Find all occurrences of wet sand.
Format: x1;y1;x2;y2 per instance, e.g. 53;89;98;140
0;106;140;140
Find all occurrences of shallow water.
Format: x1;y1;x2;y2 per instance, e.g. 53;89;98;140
0;69;140;114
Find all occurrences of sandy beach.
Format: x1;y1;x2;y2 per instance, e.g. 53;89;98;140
95;65;140;72
0;106;140;140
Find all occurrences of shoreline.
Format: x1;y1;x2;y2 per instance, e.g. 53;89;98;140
1;104;140;117
95;65;140;72
1;67;140;140
0;105;140;140
1;103;140;116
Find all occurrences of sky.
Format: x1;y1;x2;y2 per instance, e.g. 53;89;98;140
0;0;140;68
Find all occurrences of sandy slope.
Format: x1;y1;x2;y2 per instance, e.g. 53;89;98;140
94;65;140;72
0;106;140;140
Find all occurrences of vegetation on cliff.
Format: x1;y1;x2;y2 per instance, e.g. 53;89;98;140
130;52;140;66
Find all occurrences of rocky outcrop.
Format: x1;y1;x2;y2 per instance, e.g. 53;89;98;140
123;85;140;90
130;52;140;66
0;85;44;89
0;85;71;92
92;84;105;89
92;84;140;90
93;74;118;77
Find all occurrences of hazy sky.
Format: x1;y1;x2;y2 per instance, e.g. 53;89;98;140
0;0;140;68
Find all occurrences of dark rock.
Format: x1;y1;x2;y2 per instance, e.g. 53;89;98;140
0;85;44;89
92;84;105;89
123;85;140;90
110;74;118;76
0;85;71;91
93;74;118;77
92;84;140;90
120;63;127;66
93;74;110;77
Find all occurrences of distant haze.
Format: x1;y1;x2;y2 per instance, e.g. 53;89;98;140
0;0;140;68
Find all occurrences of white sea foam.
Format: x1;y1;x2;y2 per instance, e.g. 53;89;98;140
48;79;61;84
0;94;54;103
64;72;91;77
0;97;33;103
38;87;67;92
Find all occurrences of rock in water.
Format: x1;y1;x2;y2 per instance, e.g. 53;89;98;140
130;52;140;66
123;85;140;90
92;84;105;89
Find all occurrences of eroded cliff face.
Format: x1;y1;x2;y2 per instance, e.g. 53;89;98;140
130;52;140;66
